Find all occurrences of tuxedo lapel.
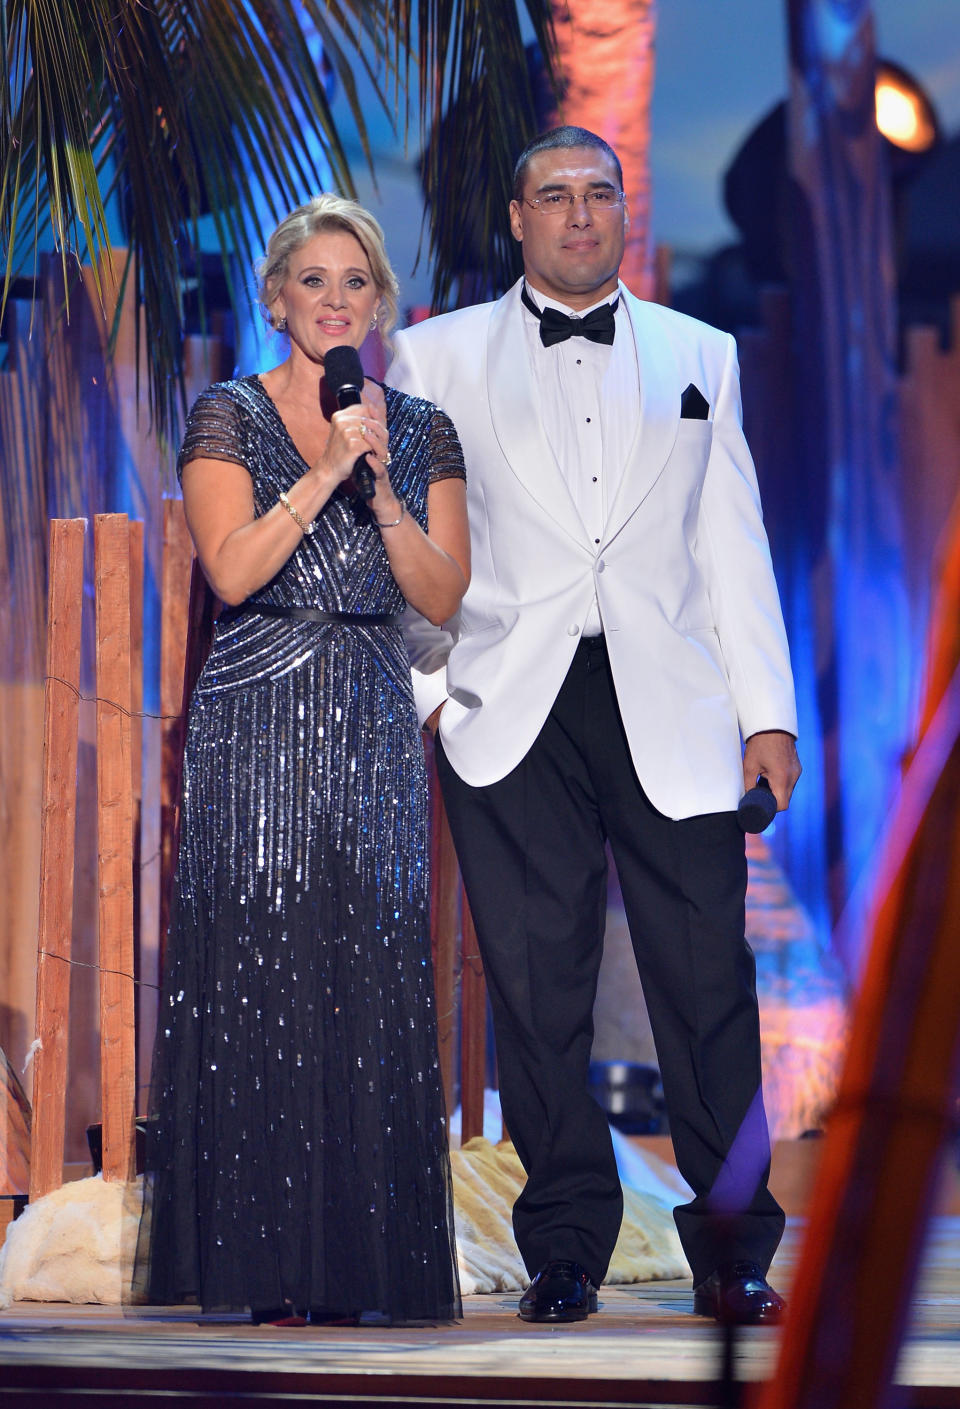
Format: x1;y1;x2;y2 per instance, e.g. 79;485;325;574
601;288;681;548
486;281;591;550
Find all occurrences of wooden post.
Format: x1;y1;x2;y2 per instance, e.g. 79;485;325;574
158;501;216;971
128;521;144;1101
459;889;487;1143
94;514;136;1183
158;499;194;958
428;741;459;1120
30;518;86;1201
128;521;144;806
550;0;657;296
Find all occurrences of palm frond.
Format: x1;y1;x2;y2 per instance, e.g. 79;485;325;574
415;0;558;309
2;1;112;312
1;0;383;435
1;0;557;437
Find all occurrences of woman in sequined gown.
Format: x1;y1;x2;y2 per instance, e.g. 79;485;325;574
141;196;468;1324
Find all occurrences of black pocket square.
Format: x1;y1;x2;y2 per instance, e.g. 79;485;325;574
680;383;710;420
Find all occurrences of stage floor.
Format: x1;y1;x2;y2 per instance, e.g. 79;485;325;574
2;1219;960;1406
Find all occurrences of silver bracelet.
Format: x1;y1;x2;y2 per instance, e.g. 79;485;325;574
278;490;315;536
374;499;406;529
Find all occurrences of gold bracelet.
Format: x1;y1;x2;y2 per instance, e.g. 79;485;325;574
374;499;406;529
278;490;315;536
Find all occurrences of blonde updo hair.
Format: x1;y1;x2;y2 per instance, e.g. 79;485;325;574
257;194;400;340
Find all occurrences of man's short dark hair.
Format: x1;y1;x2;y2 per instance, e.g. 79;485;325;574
512;126;624;202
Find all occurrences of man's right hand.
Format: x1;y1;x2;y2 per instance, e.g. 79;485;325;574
424;703;446;737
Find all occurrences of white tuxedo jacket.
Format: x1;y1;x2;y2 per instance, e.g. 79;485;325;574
387;279;797;820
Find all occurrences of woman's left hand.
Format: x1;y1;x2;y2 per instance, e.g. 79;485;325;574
358;381;395;506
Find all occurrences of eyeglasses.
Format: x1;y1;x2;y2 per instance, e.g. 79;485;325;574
522;189;626;215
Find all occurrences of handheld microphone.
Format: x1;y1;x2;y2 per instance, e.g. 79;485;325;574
737;775;777;834
323;344;376;500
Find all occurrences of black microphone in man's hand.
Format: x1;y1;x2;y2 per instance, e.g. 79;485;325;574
737;775;777;833
323;344;376;500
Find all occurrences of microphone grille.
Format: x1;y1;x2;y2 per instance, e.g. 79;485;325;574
323;344;364;396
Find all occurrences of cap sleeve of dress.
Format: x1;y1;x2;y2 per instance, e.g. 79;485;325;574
176;383;249;484
427;407;466;486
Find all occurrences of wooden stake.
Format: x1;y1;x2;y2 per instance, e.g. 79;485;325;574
158;499;196;963
158;507;215;996
128;521;144;1101
128;522;144;805
94;514;136;1183
29;518;85;1201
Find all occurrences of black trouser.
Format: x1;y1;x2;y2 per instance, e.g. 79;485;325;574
436;635;784;1289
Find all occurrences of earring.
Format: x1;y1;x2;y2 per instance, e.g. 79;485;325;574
276;316;287;332
370;308;380;331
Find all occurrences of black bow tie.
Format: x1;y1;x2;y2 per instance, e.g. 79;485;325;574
521;284;619;347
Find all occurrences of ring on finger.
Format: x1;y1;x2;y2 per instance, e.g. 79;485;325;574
384;450;393;467
360;420;367;437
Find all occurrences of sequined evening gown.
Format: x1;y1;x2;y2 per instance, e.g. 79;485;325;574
141;376;463;1322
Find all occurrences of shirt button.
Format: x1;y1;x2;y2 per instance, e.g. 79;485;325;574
567;624;580;636
594;538;600;544
585;417;592;423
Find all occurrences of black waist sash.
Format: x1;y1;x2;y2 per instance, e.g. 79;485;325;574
220;602;403;627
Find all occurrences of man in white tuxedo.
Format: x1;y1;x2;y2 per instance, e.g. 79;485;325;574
388;127;801;1326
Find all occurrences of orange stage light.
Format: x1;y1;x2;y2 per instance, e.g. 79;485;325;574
875;61;939;153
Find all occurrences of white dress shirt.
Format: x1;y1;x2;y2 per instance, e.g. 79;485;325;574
521;284;639;635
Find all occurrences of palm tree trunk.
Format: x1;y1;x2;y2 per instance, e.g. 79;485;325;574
783;0;908;938
551;0;656;296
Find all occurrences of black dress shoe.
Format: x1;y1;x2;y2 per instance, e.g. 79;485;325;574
518;1260;598;1323
308;1307;360;1326
250;1304;307;1327
692;1261;785;1325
